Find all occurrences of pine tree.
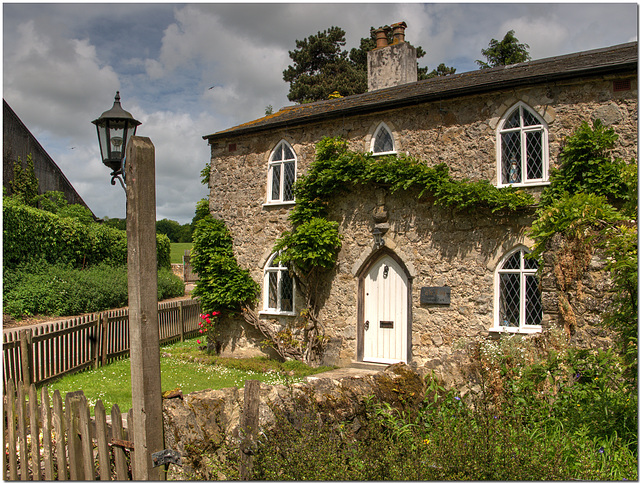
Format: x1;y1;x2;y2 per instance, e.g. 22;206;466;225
283;26;455;103
476;30;531;69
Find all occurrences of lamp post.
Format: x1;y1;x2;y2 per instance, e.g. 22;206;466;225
93;92;164;480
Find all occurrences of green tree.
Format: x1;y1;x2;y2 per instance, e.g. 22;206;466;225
476;30;531;69
10;154;39;206
283;26;364;103
156;218;183;243
103;216;126;231
284;26;454;103
424;62;457;79
192;198;210;226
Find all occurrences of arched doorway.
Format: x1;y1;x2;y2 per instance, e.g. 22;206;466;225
357;249;412;363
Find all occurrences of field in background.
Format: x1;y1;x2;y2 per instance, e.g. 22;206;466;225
170;243;193;264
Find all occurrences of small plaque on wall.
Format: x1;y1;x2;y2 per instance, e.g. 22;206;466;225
420;286;451;305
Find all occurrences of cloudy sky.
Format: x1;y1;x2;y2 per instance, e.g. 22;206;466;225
3;2;638;224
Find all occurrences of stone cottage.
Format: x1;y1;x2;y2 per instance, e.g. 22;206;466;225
202;23;637;368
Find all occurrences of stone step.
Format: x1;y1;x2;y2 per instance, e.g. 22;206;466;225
348;361;390;371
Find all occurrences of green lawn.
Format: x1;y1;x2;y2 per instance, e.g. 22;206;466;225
45;339;334;414
170;243;193;264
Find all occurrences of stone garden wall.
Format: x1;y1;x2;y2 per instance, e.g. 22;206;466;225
162;363;441;480
206;74;637;367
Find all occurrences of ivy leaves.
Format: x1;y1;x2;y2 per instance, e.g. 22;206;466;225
278;136;534;279
190;216;260;314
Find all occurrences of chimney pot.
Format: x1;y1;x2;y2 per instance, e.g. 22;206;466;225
374;27;390;49
391;21;407;43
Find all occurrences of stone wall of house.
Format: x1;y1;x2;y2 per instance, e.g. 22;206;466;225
206;73;636;367
539;233;618;349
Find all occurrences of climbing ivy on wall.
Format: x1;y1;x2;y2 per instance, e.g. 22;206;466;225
273;136;536;362
528;120;637;381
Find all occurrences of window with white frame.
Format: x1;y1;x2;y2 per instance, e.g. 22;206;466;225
497;103;548;186
267;140;296;204
371;122;396;155
262;252;295;314
494;248;543;332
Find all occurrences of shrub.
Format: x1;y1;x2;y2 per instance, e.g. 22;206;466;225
191;216;259;315
3;195;171;269
3;262;184;317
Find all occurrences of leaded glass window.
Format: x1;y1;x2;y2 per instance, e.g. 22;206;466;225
498;104;548;186
496;248;542;330
263;252;295;314
268;140;296;203
372;123;396;154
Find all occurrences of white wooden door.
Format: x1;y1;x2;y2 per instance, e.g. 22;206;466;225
363;255;408;363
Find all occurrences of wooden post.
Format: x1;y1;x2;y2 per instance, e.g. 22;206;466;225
29;384;42;480
179;301;185;342
17;382;28;481
19;329;32;386
6;380;18;480
52;390;67;480
94;400;111;480
65;391;85;480
239;379;261;480
100;313;109;367
41;387;54;480
126;136;164;480
110;404;128;480
78;395;95;479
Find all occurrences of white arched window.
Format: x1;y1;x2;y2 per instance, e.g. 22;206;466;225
262;252;295;315
497;103;549;187
267;140;296;204
493;248;542;333
371;122;396;155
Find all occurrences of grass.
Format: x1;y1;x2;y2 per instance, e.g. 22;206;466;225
45;338;335;414
170;243;193;264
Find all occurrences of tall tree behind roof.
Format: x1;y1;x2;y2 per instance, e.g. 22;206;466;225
476;30;531;69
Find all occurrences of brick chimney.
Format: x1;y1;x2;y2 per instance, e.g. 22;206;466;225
367;21;417;92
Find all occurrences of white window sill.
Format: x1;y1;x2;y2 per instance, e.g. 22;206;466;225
489;326;543;335
263;201;296;208
259;310;297;317
371;151;397;156
498;181;550;189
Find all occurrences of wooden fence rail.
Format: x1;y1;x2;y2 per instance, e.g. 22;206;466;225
3;299;201;389
3;380;135;480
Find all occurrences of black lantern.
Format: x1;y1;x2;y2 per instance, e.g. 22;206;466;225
92;91;141;184
372;226;385;249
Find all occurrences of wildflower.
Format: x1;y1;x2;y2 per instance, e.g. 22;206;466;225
423;438;430;444
598;447;604;454
454;396;461;401
197;339;201;344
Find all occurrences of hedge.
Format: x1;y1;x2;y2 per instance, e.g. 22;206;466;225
3;196;170;269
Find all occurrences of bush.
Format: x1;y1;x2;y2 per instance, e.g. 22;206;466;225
3;195;171;270
3;262;184;317
191;216;259;315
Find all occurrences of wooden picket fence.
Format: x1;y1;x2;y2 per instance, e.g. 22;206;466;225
3;299;201;389
3;379;135;480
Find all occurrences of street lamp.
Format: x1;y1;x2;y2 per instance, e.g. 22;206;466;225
93;93;164;480
92;91;141;189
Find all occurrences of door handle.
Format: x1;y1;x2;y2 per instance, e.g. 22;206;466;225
364;320;370;331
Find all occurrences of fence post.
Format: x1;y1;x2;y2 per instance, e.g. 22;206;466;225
66;391;86;480
101;313;109;367
239;379;260;480
6;379;18;480
179;301;185;342
29;384;42;480
19;329;32;386
93;318;101;370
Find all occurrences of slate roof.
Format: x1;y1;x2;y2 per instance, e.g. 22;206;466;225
204;41;638;142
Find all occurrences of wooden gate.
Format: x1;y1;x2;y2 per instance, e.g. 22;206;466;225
3;380;134;480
